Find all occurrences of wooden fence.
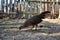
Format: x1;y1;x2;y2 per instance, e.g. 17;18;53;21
0;0;60;19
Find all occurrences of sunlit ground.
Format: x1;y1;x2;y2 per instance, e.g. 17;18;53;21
0;19;60;40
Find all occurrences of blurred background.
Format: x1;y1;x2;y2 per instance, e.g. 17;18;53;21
0;0;60;19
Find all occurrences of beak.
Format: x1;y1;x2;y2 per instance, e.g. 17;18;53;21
19;27;21;30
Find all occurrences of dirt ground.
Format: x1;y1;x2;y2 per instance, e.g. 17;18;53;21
0;19;60;40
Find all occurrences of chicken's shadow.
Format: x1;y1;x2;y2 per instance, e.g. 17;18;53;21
20;21;60;34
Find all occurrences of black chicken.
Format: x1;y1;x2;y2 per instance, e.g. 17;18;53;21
19;11;51;30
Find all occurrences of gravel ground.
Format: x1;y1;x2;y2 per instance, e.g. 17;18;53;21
0;19;60;40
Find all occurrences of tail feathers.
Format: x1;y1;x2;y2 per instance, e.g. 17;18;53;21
43;11;50;13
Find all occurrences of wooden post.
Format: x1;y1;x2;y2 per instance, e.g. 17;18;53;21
1;0;4;12
6;0;8;12
52;1;54;18
59;7;60;18
44;0;45;11
47;0;50;11
40;0;42;13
